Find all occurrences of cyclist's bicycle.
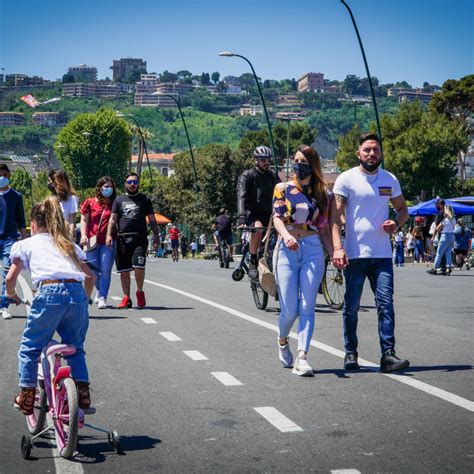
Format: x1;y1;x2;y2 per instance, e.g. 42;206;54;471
217;236;231;269
320;252;345;310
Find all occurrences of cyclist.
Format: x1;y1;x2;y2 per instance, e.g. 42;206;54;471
237;146;279;279
213;208;234;259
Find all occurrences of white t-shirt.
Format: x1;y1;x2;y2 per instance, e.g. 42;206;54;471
10;233;86;285
199;234;206;245
406;233;414;248
395;231;404;243
60;195;79;220
333;167;402;259
440;216;455;233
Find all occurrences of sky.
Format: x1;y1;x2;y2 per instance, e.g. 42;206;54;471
1;0;472;87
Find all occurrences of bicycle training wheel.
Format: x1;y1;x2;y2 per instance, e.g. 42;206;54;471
321;259;345;310
54;377;79;459
251;280;268;310
26;384;47;435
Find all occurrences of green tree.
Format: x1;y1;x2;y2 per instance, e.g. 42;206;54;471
429;75;474;120
159;70;178;83
335;123;364;171
54;108;131;189
200;72;211;86
211;72;220;84
62;73;75;83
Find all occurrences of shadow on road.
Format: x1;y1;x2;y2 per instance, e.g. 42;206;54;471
401;364;473;373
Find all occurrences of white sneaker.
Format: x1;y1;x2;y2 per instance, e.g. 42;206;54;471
292;356;314;376
97;297;107;309
94;293;100;304
278;340;294;368
2;308;12;320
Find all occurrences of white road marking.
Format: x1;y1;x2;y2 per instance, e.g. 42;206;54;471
211;372;243;386
331;470;362;474
141;317;157;324
111;296;122;301
254;407;303;433
183;350;208;360
159;331;182;341
142;277;474;413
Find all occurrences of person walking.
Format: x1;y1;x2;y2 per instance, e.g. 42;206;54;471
0;164;27;319
80;176;117;309
273;145;333;376
412;225;424;263
453;218;471;270
105;173;160;309
237;146;278;279
199;233;207;253
393;229;405;266
331;133;410;373
190;240;197;258
214;208;234;259
48;170;79;238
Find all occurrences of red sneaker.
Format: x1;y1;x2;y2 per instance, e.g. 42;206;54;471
117;295;132;309
136;290;146;309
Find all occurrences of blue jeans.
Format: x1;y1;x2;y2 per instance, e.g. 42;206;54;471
343;258;395;355
18;282;89;387
434;233;454;269
274;235;325;353
394;241;404;265
0;237;15;296
86;243;115;298
413;239;424;262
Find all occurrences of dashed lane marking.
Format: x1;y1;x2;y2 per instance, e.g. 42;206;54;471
211;372;243;386
254;407;303;433
183;350;208;361
331;470;362;474
141;277;474;413
159;331;182;342
141;317;157;324
111;296;122;301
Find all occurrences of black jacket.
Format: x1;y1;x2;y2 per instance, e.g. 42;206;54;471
237;167;278;217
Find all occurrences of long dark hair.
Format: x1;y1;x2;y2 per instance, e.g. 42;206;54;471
95;176;117;206
48;169;76;202
296;145;328;217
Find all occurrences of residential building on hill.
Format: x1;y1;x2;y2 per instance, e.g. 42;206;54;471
298;73;324;92
387;86;436;105
134;74;160;106
240;104;263;116
32;112;66;126
5;74;45;86
111;58;147;82
0;112;26;126
62;82;120;98
131;153;176;176
67;65;97;83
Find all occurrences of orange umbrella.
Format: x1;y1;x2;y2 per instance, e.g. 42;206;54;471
148;212;171;225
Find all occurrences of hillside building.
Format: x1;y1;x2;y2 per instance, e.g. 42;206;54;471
62;82;119;98
239;104;263;116
67;65;97;83
32;112;67;126
131;153;176;176
111;58;147;82
0;112;26;126
298;73;324;92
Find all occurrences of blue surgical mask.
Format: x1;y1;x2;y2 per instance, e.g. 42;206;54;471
101;187;113;198
293;162;313;181
0;176;10;188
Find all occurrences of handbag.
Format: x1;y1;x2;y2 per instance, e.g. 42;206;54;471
258;220;277;297
86;205;106;251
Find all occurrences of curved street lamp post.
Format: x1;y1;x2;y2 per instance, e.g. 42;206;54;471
219;52;278;173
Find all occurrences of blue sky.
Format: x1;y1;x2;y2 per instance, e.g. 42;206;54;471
1;0;472;86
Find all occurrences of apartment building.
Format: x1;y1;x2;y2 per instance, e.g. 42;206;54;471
298;73;324;92
62;82;119;98
111;58;147;82
131;153;176;176
134;74;160;106
32;112;66;126
239;104;263;116
0;112;26;126
67;65;97;83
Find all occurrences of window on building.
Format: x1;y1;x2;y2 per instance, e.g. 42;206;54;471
161;167;168;177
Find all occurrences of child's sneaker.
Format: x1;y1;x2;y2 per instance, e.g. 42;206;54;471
77;382;95;414
117;295;132;309
97;297;107;309
136;290;146;309
14;387;36;415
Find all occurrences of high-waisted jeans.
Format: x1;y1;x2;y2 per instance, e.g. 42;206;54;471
86;243;115;298
273;234;325;353
434;233;454;269
18;282;89;387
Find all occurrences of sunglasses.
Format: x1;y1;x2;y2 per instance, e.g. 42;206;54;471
126;180;139;185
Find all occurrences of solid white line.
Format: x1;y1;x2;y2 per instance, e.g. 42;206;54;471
140;317;157;324
110;296;122;301
159;331;182;342
142;277;474;413
254;407;303;433
331;470;361;474
211;372;243;386
183;350;208;361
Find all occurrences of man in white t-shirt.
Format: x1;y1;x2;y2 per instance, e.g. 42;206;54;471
331;133;410;373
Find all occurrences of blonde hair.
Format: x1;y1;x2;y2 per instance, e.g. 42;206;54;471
445;205;454;219
30;196;82;270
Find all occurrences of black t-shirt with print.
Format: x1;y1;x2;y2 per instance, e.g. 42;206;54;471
112;193;154;236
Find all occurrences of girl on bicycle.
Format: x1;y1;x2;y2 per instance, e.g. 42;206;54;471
6;197;94;415
80;176;117;309
272;145;333;376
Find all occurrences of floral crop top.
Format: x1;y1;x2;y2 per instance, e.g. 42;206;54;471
272;180;329;231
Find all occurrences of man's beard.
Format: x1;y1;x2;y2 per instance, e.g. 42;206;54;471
359;159;381;172
127;187;139;195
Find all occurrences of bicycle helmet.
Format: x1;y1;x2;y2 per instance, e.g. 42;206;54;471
253;146;272;159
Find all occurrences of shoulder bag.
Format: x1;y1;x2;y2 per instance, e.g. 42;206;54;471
258;219;277;297
86;204;106;251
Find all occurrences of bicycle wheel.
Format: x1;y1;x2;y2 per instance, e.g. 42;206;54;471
321;259;345;310
224;246;230;269
251;280;268;310
54;377;79;459
26;384;47;435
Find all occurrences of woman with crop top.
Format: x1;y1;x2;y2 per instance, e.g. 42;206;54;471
6;197;95;415
272;145;334;376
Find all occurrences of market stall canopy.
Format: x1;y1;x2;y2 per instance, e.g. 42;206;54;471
408;198;474;216
450;196;474;204
147;213;172;224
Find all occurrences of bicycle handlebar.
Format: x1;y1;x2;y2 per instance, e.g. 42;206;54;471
240;226;268;233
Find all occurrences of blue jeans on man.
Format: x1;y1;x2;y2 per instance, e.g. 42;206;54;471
343;258;395;355
0;236;15;296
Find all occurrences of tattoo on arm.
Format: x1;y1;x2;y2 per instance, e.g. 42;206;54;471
334;194;347;203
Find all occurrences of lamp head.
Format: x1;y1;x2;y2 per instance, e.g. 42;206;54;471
218;51;235;57
81;132;92;137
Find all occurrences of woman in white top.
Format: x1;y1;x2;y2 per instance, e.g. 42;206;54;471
48;169;79;238
6;197;94;415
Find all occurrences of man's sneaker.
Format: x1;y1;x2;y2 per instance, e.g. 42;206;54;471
2;308;12;319
94;292;100;304
292;356;314;376
344;352;360;370
278;340;294;368
117;295;132;309
136;290;146;309
248;262;258;280
97;297;107;309
380;350;410;373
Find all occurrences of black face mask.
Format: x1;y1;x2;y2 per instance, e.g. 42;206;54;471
47;183;56;193
293;162;313;181
359;158;381;172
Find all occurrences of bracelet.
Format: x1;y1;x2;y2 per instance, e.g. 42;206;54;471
6;292;16;298
334;247;344;251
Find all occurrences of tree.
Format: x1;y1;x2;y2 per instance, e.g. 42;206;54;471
429;75;474;120
159;70;178;83
393;81;412;89
177;70;192;80
127;70;142;83
200;72;211;86
335;123;364;171
62;73;75;84
211;72;220;84
239;73;257;91
54;108;131;189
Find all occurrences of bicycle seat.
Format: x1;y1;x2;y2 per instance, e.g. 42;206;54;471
46;343;76;358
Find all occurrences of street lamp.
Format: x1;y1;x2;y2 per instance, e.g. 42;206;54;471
340;0;384;165
279;115;304;180
218;51;278;173
153;92;199;194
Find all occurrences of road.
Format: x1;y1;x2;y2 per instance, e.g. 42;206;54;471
0;257;473;473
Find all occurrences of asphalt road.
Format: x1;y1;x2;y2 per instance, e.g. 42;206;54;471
0;257;472;473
